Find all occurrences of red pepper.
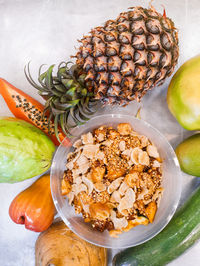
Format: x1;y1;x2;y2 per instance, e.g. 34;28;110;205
0;78;70;146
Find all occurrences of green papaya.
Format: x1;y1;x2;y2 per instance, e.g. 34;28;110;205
167;55;200;130
0;117;55;183
175;133;200;176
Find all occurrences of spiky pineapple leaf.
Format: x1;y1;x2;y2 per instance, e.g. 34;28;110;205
25;62;97;142
45;65;55;90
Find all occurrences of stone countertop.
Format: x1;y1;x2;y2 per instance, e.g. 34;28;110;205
0;0;200;265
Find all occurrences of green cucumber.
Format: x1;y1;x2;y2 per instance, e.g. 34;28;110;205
113;186;200;266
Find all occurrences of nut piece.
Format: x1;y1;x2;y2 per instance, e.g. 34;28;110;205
130;147;142;165
118;182;129;196
110;210;128;230
81;132;94;144
67;191;75;205
107;163;126;181
82;176;94;195
66;150;81;170
94;126;107;142
82;144;99;159
73;139;82;148
152;160;161;168
90;166;105;183
95;151;105;161
124;172;139;188
61;179;72;195
94;182;106;192
119;140;126;151
139;135;149;147
72;183;87;196
89;203;110;220
108;129;120;139
145;201;157;223
107;177;123;194
138;151;149;166
122;149;132;158
118;188;136;214
76;154;89;167
110;191;121;203
117;123;132;135
147;145;159;158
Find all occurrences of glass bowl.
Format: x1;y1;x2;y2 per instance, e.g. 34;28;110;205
50;114;182;248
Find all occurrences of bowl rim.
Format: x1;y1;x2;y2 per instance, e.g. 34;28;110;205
50;113;182;248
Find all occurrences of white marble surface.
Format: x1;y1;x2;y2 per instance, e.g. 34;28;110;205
0;0;200;265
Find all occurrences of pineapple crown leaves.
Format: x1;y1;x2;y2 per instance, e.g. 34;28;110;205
24;62;97;141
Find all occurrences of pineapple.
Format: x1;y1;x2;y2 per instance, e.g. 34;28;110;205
25;5;179;141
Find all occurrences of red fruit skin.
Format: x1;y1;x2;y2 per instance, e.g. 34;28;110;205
9;175;55;232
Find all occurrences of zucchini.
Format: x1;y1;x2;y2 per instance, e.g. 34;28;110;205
113;186;200;266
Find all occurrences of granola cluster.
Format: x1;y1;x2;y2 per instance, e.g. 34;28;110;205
61;123;163;237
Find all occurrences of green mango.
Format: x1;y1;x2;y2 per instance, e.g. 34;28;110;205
175;134;200;176
0;117;55;183
167;56;200;130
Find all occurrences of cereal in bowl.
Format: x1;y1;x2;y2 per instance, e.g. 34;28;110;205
61;123;163;237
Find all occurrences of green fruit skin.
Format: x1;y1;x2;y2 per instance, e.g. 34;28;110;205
113;186;200;266
0;117;55;183
167;56;200;130
175;134;200;176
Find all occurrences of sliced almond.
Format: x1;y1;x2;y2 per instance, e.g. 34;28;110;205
101;140;113;146
110;190;121;203
152;160;161;168
118;188;135;214
124;172;138;187
97;133;105;142
119;140;126;151
130;147;143;165
147;145;159;158
94;182;106;192
66;150;81;170
139;135;149;147
76;154;88;167
82;144;99;159
95;151;105;160
67;191;75;205
81;132;94;144
118;181;129;196
73;162;90;176
73;139;82;148
67;152;74;160
110;210;128;230
82;176;94;195
107;177;123;194
122;149;131;158
137;187;149;200
72;183;87;196
138;151;149;166
74;176;82;185
81;201;90;214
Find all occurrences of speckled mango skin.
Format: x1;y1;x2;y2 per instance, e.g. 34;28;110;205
167;56;200;130
176;134;200;177
0;117;55;183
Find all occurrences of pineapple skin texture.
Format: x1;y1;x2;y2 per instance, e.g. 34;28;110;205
167;56;200;130
76;6;179;105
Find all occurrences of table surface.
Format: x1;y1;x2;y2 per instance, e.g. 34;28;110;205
0;0;200;265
